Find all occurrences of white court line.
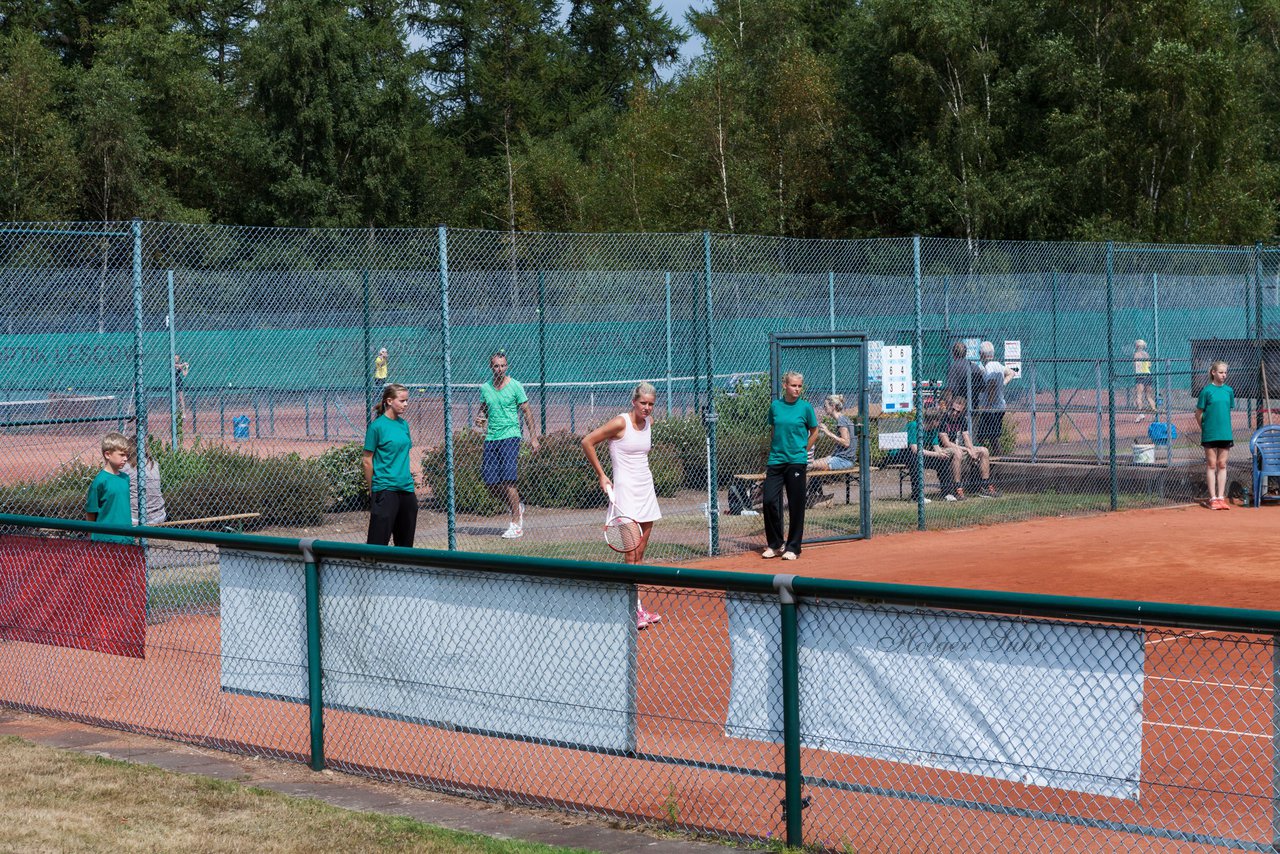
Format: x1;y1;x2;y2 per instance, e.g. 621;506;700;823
1147;675;1272;693
1145;630;1220;646
1146;721;1269;740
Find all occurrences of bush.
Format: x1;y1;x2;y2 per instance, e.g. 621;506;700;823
0;460;98;519
314;442;368;510
421;427;686;511
154;443;329;528
0;442;331;529
421;430;504;514
518;430;605;509
652;374;771;489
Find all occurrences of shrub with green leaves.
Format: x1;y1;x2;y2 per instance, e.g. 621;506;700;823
421;427;685;511
0;460;98;519
314;442;368;510
653;374;771;488
421;430;504;514
0;441;330;529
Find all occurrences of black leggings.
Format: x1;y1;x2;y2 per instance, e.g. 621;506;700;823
763;463;807;554
368;490;418;547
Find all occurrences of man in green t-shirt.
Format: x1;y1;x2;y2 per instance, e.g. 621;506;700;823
475;351;540;538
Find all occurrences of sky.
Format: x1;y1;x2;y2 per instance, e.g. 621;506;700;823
660;0;706;67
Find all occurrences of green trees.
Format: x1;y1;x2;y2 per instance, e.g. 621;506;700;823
0;30;79;220
0;0;1275;240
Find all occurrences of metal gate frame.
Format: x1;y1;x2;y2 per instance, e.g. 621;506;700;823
769;331;872;543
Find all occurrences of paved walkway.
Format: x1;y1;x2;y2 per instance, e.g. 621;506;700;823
0;709;744;854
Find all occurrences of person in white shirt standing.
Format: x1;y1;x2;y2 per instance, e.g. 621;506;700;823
976;341;1015;452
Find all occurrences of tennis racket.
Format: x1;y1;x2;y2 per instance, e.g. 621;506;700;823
603;486;642;554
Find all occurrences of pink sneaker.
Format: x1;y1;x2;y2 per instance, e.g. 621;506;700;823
636;607;662;629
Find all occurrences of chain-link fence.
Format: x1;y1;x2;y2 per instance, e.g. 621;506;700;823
2;516;1279;851
0;223;1275;557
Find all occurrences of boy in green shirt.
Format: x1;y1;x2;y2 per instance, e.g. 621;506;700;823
85;432;134;544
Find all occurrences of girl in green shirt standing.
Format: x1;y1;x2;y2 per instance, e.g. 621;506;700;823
363;383;417;546
1196;360;1235;510
762;371;819;560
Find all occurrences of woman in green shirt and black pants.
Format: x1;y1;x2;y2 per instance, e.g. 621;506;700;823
762;371;819;561
363;383;417;546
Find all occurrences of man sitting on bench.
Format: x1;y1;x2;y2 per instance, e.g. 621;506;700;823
937;398;998;500
905;407;954;503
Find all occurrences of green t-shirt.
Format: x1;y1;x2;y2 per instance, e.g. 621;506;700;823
85;468;133;543
363;414;415;492
1197;383;1235;443
907;420;939;450
768;398;818;465
481;378;527;441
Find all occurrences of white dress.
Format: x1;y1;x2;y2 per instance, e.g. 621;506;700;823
609;413;661;523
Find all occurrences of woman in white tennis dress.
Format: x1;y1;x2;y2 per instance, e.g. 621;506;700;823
582;382;662;627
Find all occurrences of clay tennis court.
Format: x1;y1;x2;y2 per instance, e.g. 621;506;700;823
1;504;1278;850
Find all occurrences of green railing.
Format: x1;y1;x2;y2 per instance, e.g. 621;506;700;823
2;513;1279;850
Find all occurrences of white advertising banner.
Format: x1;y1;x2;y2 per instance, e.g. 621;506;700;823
220;550;638;751
725;597;1143;800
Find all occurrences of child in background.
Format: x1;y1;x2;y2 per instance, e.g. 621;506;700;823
85;432;134;543
374;347;389;388
1196;360;1235;510
123;436;167;526
1133;339;1156;419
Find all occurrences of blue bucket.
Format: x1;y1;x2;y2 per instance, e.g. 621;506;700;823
1147;421;1177;446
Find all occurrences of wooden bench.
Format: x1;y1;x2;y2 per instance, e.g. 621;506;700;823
731;469;872;512
155;512;263;533
884;463;947;499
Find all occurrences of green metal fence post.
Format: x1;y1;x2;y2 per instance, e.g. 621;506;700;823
538;269;547;434
167;270;178;448
665;272;673;417
913;236;925;532
828;272;836;395
301;538;325;770
1256;242;1266;430
363;269;372;421
1151;272;1160;415
704;232;720;556
1106;241;1117;511
131;220;147;525
439;225;456;550
775;573;803;847
1051;272;1061;443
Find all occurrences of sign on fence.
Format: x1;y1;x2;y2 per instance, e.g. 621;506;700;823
723;597;1143;800
881;345;913;412
219;549;638;751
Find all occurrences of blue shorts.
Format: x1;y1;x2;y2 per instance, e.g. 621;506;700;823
826;455;857;471
482;437;522;485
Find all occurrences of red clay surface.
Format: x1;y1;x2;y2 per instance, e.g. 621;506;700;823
2;505;1279;851
689;503;1280;611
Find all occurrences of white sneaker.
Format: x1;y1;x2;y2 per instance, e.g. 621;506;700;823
501;523;523;539
944;494;958;502
781;551;797;561
739;509;760;516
